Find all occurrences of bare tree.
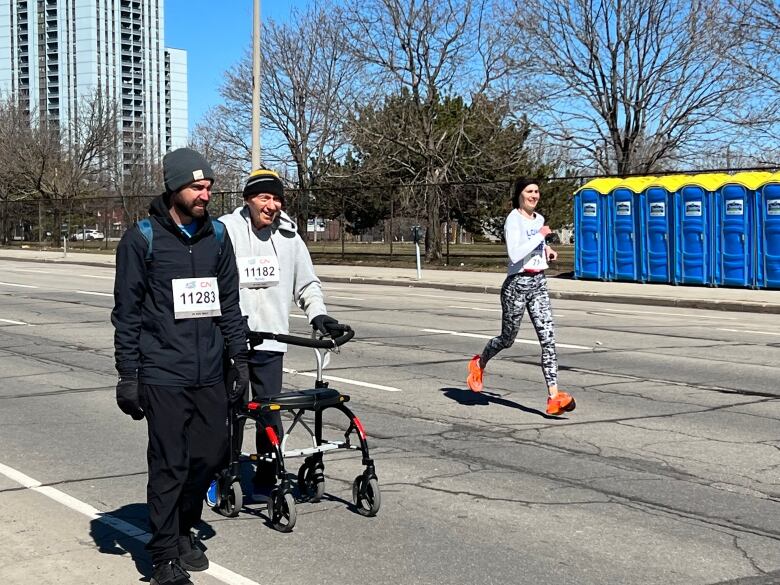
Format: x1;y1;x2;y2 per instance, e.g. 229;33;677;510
0;90;118;245
725;0;780;163
200;1;360;233
340;0;516;261
112;147;163;226
509;0;749;176
0;96;36;242
190;104;252;181
189;127;246;216
188;125;246;192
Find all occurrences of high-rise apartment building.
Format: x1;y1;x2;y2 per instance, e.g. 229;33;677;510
0;0;188;165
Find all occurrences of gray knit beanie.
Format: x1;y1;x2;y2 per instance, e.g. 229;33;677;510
163;148;215;194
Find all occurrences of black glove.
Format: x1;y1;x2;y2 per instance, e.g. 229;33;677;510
311;314;347;336
116;375;144;420
228;353;250;405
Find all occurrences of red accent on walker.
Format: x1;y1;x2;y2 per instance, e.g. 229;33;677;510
353;417;367;440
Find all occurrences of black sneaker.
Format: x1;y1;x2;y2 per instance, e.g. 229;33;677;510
150;559;192;585
178;532;209;572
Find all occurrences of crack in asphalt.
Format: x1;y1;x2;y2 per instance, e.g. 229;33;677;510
0;469;148;495
2;302;779;577
341;398;780;543
326;335;779;399
0;385;112;399
733;534;768;576
707;568;780;584
0;335;114;379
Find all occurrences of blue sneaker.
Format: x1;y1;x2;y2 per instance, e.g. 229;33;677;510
206;480;218;508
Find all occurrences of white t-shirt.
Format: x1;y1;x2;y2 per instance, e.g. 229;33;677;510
505;209;548;276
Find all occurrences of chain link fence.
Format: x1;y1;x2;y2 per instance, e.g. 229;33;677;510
0;180;576;269
0;182;525;242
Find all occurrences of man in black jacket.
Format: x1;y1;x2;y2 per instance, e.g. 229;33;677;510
112;148;249;585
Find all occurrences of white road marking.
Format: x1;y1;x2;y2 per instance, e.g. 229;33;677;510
447;305;566;317
8;268;55;274
330;295;365;301
79;274;114;280
0;282;38;288
0;318;29;325
598;308;737;320
0;462;262;585
405;292;495;303
283;368;402;392
718;328;780;337
322;288;496;304
290;314;307;319
76;290;113;297
421;328;591;350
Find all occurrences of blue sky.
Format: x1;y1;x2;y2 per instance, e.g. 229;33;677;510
164;0;303;132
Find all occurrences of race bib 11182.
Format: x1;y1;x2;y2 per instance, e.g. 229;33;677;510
237;255;280;288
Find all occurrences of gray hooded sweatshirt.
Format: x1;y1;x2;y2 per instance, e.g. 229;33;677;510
219;206;327;353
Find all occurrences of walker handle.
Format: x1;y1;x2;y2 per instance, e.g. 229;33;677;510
247;327;354;349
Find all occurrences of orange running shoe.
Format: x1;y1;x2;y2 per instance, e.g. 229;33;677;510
466;355;484;392
546;391;576;416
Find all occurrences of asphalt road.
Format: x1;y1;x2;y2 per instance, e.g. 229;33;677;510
0;258;779;585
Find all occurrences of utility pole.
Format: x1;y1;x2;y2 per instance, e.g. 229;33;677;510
251;0;261;170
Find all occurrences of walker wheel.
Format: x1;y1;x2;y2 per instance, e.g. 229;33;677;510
217;481;242;518
269;490;297;532
352;475;381;517
297;461;325;503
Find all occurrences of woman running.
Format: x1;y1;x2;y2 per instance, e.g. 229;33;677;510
466;178;575;416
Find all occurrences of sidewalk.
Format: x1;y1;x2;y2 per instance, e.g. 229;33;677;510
1;247;778;314
0;473;238;585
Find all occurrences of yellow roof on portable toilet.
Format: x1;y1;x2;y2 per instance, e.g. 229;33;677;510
725;171;776;190
616;176;657;193
577;177;623;195
647;175;691;192
682;172;731;191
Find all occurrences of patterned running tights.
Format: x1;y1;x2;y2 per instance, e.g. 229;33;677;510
480;272;558;389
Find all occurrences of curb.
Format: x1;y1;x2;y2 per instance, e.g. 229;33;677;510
0;255;115;269
2;254;777;315
318;275;780;314
545;291;780;314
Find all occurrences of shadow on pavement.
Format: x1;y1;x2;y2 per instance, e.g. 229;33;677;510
440;387;566;420
88;502;217;582
89;502;152;580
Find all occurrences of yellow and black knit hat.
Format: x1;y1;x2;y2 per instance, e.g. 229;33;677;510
243;169;284;200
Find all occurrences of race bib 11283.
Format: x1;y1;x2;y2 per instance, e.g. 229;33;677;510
172;277;222;319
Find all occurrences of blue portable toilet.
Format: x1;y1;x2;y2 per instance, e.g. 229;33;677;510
674;174;726;285
608;177;655;282
715;181;752;287
757;175;780;289
713;172;772;288
574;178;620;280
642;175;689;284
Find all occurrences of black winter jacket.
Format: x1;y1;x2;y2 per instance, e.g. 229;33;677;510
112;194;246;386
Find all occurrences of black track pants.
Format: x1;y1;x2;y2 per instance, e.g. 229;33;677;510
142;381;228;564
480;272;559;388
232;351;285;487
